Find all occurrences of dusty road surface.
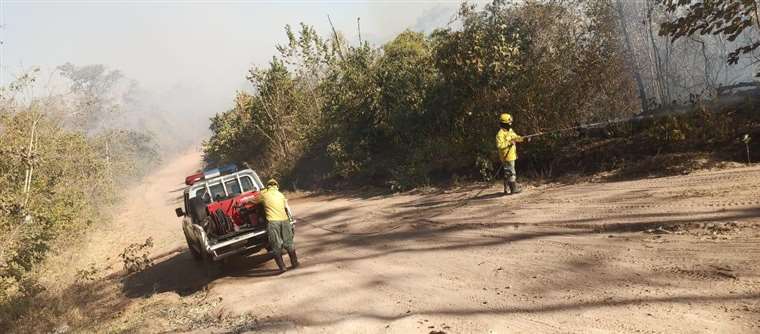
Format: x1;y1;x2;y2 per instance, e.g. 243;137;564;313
91;151;760;333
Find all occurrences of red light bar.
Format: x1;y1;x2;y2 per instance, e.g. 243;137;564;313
185;172;204;185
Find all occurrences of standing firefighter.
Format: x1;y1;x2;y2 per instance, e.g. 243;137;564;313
496;113;527;195
243;179;298;273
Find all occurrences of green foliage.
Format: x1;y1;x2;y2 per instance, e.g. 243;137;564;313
0;69;160;327
204;0;641;189
93;129;162;183
0;110;108;322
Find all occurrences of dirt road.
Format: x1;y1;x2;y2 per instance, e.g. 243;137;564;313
91;151;760;333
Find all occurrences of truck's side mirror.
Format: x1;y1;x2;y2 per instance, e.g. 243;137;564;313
175;208;185;217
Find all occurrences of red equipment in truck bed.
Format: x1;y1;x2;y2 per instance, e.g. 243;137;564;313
205;191;261;229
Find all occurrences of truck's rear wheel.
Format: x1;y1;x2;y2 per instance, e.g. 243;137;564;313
185;234;202;261
188;197;209;223
202;251;223;278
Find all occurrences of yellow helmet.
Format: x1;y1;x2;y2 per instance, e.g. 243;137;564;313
499;113;513;124
266;179;279;188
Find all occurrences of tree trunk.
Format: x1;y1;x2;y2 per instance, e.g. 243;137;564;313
615;0;648;113
646;0;668;106
22;117;40;208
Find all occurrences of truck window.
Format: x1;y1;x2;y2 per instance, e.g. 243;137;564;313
241;176;255;192
209;183;225;201
225;178;242;196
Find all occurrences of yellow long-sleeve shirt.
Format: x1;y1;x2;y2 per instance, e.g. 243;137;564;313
496;128;522;162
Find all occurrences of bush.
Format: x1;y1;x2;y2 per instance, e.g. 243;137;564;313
0;69;160;329
203;0;639;189
119;238;154;274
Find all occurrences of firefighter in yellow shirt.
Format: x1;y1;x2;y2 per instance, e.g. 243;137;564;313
244;179;298;272
496;113;527;195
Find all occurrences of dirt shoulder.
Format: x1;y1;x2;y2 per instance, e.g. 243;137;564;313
23;152;760;333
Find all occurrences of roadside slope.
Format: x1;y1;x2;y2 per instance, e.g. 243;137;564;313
25;150;205;333
79;150;200;271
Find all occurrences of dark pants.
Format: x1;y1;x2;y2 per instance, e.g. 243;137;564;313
267;220;294;256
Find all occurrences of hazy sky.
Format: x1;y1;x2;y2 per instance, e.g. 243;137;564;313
1;0;480;122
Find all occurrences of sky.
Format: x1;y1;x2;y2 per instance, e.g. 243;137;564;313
0;0;481;133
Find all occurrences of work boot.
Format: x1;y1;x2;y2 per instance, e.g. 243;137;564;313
273;254;287;273
503;180;510;195
287;249;299;269
508;181;522;195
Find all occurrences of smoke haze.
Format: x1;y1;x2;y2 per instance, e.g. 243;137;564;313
0;1;482;153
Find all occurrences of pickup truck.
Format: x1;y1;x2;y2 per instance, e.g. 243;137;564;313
174;164;294;263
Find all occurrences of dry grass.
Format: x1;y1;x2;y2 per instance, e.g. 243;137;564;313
600;152;745;181
4;246;255;334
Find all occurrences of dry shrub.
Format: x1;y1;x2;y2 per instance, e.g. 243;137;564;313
119;238;154;274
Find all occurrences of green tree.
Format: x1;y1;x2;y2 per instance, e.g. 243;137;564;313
203;0;639;188
1;68;159;326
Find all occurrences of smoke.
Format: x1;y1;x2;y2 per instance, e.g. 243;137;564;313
1;1;495;159
0;63;210;158
615;0;759;107
118;79;212;154
412;4;461;33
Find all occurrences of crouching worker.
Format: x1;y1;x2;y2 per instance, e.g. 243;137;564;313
496;113;528;195
242;179;298;273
